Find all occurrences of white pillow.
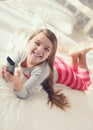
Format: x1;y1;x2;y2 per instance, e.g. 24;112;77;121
35;8;75;34
13;0;75;34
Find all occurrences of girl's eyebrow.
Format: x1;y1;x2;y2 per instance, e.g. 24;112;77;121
36;40;51;49
46;46;51;49
35;40;42;44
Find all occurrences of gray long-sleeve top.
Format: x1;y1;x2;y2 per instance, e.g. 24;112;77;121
10;49;50;98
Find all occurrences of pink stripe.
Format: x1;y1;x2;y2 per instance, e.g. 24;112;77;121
70;74;78;89
55;56;68;83
54;61;62;83
63;66;73;85
75;78;82;90
77;75;90;79
54;56;67;83
24;74;30;79
78;70;89;74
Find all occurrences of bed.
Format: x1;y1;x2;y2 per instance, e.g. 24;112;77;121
0;0;93;130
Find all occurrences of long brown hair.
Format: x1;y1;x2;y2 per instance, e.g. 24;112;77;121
28;29;70;111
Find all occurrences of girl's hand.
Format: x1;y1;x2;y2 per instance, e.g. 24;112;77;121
4;72;23;91
0;65;7;78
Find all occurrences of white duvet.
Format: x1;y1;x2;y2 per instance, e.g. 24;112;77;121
0;76;93;130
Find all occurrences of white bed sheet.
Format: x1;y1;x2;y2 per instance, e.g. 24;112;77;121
0;77;93;130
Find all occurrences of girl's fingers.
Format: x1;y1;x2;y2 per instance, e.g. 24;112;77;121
15;70;21;77
4;72;13;81
1;65;7;73
0;66;7;78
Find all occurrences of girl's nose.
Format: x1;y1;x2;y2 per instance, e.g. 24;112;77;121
37;46;44;52
37;46;44;55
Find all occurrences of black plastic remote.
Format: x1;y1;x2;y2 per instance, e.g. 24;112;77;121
7;56;15;75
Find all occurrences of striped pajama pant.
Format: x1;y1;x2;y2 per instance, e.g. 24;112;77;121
54;56;91;90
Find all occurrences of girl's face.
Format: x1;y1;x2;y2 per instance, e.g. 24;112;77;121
27;32;53;67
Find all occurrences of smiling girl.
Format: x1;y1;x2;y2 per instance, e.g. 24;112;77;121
0;29;92;110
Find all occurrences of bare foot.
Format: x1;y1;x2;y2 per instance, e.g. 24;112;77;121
68;41;93;56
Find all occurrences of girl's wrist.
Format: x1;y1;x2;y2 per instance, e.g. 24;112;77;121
14;83;23;91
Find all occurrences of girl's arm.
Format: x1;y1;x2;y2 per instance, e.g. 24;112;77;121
4;62;50;99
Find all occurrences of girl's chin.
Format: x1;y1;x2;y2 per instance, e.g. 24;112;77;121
29;56;46;65
29;59;41;65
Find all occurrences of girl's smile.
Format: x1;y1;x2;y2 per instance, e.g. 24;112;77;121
32;49;43;59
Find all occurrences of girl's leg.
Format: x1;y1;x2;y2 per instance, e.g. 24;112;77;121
77;53;91;88
54;55;91;90
70;55;78;70
67;52;91;90
78;53;88;70
70;52;88;70
69;41;93;70
69;42;92;89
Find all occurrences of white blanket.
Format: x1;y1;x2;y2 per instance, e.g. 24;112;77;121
0;77;93;130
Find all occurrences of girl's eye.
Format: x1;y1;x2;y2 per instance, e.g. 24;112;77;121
45;48;49;52
35;42;40;46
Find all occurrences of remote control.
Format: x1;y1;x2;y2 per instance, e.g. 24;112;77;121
7;56;15;75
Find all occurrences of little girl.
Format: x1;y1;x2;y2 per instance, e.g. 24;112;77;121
0;29;92;110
